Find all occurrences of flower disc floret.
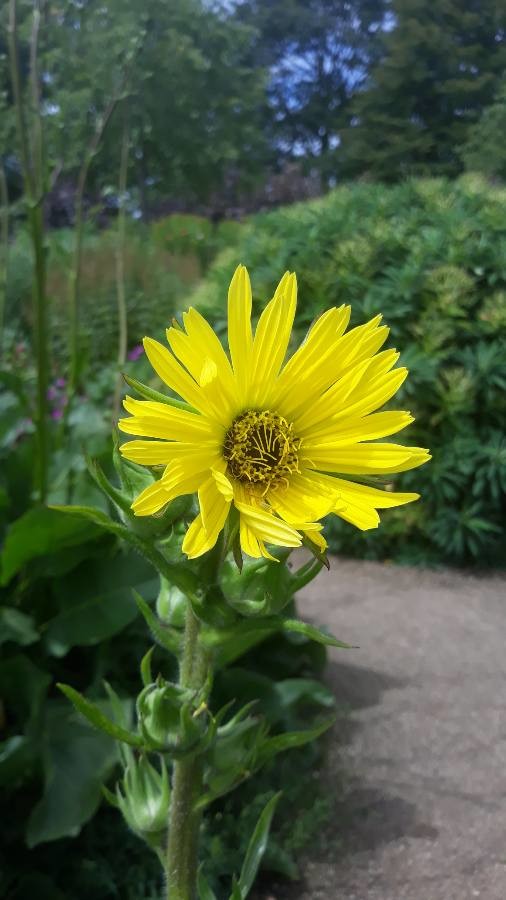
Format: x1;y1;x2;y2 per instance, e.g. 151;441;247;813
223;409;301;492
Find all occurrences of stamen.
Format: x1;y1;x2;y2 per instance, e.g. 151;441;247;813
223;409;301;491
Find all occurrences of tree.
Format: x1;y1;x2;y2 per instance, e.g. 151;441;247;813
460;77;506;180
1;0;270;211
236;0;387;181
340;0;506;180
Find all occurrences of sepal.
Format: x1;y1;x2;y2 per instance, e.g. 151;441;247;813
115;751;170;843
57;683;142;747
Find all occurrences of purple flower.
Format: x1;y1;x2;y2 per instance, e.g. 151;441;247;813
51;408;63;421
128;344;144;362
55;377;66;388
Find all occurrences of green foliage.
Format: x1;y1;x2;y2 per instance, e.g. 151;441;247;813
235;0;387;180
1;0;269;203
340;0;506;180
0;353;337;897
195;175;506;566
151;215;244;276
460;78;506;181
4;218;238;369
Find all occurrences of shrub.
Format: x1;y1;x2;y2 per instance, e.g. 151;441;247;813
193;175;506;567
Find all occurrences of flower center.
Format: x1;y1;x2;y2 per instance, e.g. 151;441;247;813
223;410;301;491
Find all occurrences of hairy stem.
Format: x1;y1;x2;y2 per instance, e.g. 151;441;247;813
165;603;207;900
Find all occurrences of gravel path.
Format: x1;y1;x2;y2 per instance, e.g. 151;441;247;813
264;558;506;900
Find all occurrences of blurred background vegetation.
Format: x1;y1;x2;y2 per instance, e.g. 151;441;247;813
1;1;505;898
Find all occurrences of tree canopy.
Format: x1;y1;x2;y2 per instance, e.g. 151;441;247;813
2;0;505;215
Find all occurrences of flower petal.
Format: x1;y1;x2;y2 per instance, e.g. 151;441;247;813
142;337;209;412
303;411;414;447
119;396;219;441
227;265;253;392
268;472;341;524
120;439;218;466
311;472;421;531
249;271;297;404
308;442;431;475
235;498;302;549
182;477;230;559
130;479;173;516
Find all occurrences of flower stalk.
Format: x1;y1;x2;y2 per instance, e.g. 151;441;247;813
165;603;206;900
113;104;130;421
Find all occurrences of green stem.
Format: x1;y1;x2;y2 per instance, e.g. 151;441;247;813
113;106;129;421
67;93;120;402
165;603;207;900
8;0;49;502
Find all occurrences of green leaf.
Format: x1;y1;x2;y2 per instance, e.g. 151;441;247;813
140;646;155;687
238;792;282;898
229;879;242;900
52;504;203;601
0;735;34;787
26;702;117;846
198;870;218;900
0;655;51;725
122;373;195;411
0;507;100;585
301;534;329;569
282;619;354;649
0;607;39;646
57;684;143;747
134;590;181;656
204;617;282;669
44;554;158;656
275;678;335;713
257;715;335;765
86;455;132;514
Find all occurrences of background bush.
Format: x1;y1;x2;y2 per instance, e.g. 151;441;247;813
192;175;506;568
4;214;243;370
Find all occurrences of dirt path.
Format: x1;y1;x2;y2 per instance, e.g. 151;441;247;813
265;558;506;900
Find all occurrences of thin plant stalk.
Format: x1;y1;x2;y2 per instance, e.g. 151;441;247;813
7;0;49;501
0;162;9;357
113;107;129;421
165;603;207;900
67;93;120;403
165;543;222;899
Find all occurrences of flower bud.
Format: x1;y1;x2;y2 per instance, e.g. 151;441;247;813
137;681;186;749
117;753;169;840
156;579;187;628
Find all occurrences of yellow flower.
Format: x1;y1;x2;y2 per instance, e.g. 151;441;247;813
119;266;430;559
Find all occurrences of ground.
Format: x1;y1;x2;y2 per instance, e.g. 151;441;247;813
260;558;506;900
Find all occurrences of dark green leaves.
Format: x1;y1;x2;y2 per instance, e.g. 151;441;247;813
45;555;158;656
0;507;99;585
257;715;335;766
0;607;38;646
26;703;118;847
